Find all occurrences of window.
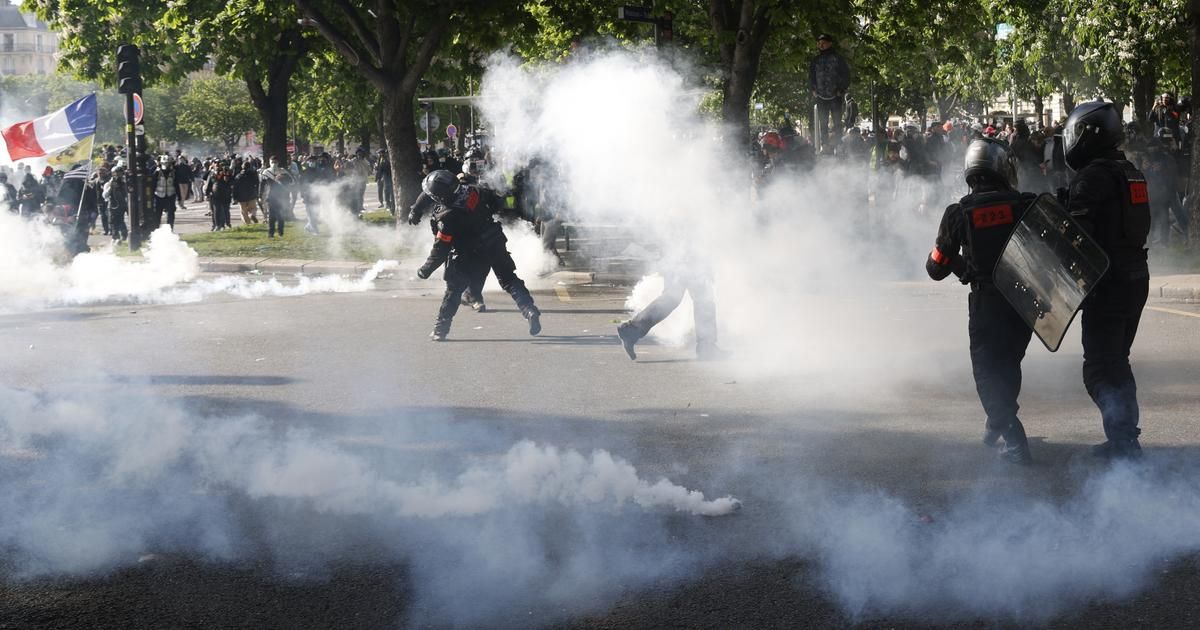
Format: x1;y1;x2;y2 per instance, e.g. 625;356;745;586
36;34;42;52
2;35;13;53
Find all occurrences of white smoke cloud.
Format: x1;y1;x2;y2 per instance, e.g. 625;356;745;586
0;376;738;625
478;51;941;386
0;212;398;312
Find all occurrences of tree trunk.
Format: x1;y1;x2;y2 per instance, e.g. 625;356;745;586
1062;91;1076;118
359;124;371;155
709;0;770;150
243;29;304;165
1132;58;1157;132
246;77;290;165
1189;0;1200;246
382;88;423;213
933;88;957;122
1032;94;1044;128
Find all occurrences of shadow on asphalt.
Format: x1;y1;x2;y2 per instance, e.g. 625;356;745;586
114;374;299;387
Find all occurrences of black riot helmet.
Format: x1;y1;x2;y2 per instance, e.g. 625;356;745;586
422;169;460;205
963;137;1014;188
1062;101;1122;170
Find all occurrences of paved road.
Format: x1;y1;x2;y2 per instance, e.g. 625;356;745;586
0;278;1198;628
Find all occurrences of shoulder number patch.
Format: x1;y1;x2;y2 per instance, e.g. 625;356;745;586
1129;181;1149;205
971;204;1014;229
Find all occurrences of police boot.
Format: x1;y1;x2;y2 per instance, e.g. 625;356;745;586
461;292;486;313
998;420;1033;466
522;306;541;336
1090;439;1143;460
616;322;640;360
430;321;451;342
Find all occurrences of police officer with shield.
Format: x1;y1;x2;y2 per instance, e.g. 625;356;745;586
1061;102;1151;459
926;138;1038;464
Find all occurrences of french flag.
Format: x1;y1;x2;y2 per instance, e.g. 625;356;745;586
2;93;97;162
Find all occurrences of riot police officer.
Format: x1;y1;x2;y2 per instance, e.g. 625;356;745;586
1062;101;1151;459
415;170;541;341
926;138;1038;464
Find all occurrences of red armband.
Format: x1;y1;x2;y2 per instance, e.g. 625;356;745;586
436;231;453;243
930;247;950;265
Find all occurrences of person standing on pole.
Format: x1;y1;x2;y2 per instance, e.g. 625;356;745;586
809;33;851;153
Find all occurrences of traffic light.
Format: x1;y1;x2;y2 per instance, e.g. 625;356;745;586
116;44;142;95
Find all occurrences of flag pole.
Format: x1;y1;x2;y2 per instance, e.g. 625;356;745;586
73;93;98;225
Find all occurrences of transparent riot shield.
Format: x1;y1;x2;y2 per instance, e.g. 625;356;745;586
994;194;1110;352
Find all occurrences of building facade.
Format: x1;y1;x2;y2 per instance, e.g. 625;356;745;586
0;0;57;76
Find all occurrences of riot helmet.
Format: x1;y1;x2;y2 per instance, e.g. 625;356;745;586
422;169;460;205
963;137;1013;188
1062;101;1121;170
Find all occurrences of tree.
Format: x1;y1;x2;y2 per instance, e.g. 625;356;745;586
290;0;530;211
164;0;315;162
291;51;381;153
1062;0;1189;124
177;76;262;152
27;0;313;163
706;1;773;144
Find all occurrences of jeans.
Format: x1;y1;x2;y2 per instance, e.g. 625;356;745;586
815;97;844;150
627;267;718;348
267;199;287;236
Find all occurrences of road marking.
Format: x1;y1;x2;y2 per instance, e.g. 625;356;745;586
1146;305;1200;319
555;286;572;303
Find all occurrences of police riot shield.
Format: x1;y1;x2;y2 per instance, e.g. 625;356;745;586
994;194;1110;352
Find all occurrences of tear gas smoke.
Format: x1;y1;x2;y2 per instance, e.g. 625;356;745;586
480;51;947;387
471;47;1200;625
779;460;1200;622
0;377;738;625
300;180;422;260
0;211;397;312
4;374;1199;626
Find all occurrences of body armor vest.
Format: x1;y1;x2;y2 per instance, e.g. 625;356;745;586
960;190;1030;281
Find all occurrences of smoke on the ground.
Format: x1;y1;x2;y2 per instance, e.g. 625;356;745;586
3;374;1199;626
0;376;738;626
0;211;398;312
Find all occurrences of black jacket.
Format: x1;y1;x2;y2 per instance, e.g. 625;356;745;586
809;48;851;100
233;170;259;202
1067;151;1150;276
418;186;507;277
927;187;1036;284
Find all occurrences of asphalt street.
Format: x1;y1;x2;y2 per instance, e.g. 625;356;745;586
1;276;1198;629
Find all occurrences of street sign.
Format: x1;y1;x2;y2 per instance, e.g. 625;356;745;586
132;93;143;124
286;140;296;153
134;123;144;136
618;5;655;23
446;123;457;139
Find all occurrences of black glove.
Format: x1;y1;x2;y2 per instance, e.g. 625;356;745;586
1055;187;1070;208
407;211;422;226
416;266;432;280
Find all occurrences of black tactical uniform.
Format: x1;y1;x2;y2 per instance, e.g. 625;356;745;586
1062;102;1151;458
416;171;540;341
411;188;488;312
926;138;1037;464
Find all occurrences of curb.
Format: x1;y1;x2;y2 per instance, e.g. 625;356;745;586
1151;274;1200;302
